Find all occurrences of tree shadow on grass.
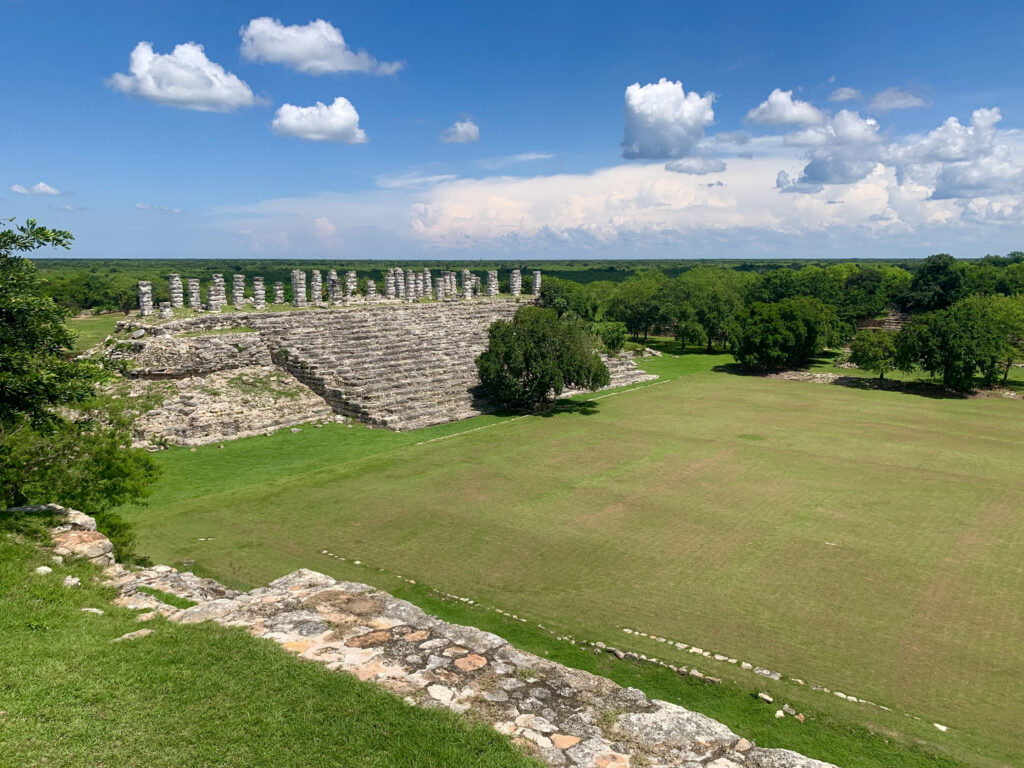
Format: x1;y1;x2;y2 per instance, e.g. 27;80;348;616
481;398;600;420
710;363;972;400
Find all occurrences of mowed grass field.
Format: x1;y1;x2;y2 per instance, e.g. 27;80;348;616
116;350;1024;768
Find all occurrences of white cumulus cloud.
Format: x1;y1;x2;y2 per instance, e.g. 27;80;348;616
271;97;367;143
441;119;480;143
108;42;260;112
622;78;715;159
869;88;929;112
747;89;825;127
665;157;728;174
828;87;861;102
240;17;402;75
11;181;61;195
312;217;337;239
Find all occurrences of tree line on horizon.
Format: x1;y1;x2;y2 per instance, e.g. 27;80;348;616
536;255;1024;392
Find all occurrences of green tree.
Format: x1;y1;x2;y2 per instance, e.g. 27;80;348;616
895;294;1021;391
607;269;672;341
904;254;965;312
729;297;839;371
476;306;610;409
0;219;92;426
849;330;898;379
676;267;749;351
0;219;158;556
589;321;627;353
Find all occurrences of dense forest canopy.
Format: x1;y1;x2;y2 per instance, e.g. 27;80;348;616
33;253;1024;313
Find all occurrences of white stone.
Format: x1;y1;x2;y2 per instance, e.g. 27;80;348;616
62;575;81;588
933;723;948;732
775;710;785;719
81;607;105;615
34;566;53;575
427;684;453;704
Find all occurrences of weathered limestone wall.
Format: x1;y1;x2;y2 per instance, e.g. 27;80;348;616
108;333;271;377
39;505;837;768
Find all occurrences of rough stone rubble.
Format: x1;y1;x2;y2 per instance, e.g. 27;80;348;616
39;504;837;768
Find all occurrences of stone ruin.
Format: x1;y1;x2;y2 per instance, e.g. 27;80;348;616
108;268;655;444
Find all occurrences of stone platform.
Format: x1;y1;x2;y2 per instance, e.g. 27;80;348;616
107;299;654;439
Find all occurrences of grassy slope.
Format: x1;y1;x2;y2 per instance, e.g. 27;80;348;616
67;312;121;352
0;523;540;768
114;346;1024;768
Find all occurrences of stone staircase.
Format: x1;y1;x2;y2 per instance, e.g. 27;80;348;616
261;300;523;431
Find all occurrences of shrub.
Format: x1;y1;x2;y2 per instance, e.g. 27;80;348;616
476;306;610;409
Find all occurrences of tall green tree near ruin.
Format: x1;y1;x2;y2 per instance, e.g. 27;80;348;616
849;330;899;379
476;306;609;409
729;297;839;371
0;218;158;553
896;294;1024;391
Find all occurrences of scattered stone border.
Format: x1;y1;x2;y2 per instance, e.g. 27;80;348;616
312;545;950;736
34;503;852;767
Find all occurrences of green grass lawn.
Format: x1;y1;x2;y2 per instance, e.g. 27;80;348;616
67;312;121;352
114;343;1024;768
0;520;540;768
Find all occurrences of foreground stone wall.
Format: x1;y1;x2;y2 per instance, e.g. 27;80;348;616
39;504;836;768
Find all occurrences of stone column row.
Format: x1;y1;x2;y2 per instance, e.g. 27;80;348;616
141;267;539;317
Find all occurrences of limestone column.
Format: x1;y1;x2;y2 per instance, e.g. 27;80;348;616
461;269;472;298
384;269;396;299
394;267;405;299
168;274;184;308
487;270;499;297
253;276;266;309
422;268;433;300
435;276;446;300
533;270;542;297
187;279;201;310
510;269;522;297
405;270;416;301
291;270;307;307
137;281;154;316
232;274;245;306
327;269;339;303
311;270;323;304
158;301;173;319
414;272;424;299
273;282;285;304
209;274;225;312
345;271;357;298
365;279;377;298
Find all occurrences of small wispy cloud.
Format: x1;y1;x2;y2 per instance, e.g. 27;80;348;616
376;172;458;189
52;203;88;212
136;202;183;214
869;87;929;111
477;152;554;170
11;181;62;196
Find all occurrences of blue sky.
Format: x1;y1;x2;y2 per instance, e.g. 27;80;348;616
4;0;1024;260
